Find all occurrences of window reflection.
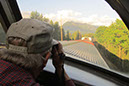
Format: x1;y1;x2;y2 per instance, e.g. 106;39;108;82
0;23;6;43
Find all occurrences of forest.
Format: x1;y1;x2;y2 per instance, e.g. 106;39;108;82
95;19;129;60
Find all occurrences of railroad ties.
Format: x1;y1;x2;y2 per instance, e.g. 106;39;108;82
60;40;109;69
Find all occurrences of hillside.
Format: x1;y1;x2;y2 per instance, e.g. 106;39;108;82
63;21;98;34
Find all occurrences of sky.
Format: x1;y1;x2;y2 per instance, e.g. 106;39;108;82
17;0;121;26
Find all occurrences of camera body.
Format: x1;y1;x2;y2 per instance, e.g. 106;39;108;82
51;43;65;60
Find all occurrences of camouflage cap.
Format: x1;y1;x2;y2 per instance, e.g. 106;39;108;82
6;18;58;54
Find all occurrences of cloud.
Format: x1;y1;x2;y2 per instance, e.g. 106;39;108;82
44;10;116;26
44;10;82;25
78;15;116;26
22;10;117;26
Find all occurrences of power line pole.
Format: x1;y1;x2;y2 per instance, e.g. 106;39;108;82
60;16;63;41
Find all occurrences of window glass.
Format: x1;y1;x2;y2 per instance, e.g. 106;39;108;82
0;23;6;43
17;0;129;77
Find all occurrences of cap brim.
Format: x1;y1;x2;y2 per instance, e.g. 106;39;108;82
52;39;59;45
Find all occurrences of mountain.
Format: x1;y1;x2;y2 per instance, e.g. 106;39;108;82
62;21;98;34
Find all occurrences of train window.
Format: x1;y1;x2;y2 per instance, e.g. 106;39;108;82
17;0;129;77
0;23;6;44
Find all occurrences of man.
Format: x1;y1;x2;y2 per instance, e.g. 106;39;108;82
0;19;75;86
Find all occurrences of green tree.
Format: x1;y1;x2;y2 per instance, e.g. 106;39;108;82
72;31;77;40
76;31;79;40
43;17;49;22
75;30;82;40
95;19;129;60
30;11;49;22
66;30;70;40
53;21;61;40
30;11;42;21
95;26;107;43
84;33;94;38
50;20;54;26
62;28;65;40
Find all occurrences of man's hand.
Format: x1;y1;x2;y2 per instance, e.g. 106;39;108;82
51;43;64;69
51;43;73;82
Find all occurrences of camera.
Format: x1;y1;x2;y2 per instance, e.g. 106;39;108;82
51;43;65;60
